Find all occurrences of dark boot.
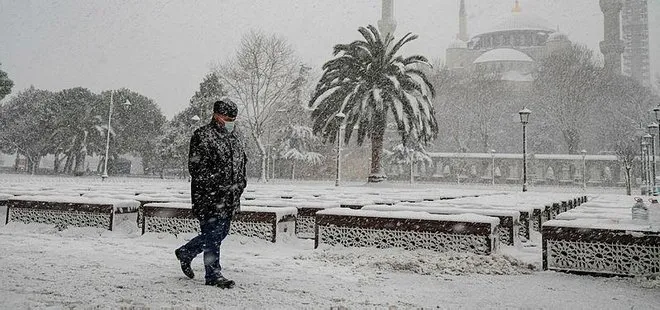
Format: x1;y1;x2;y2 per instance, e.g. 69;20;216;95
205;276;235;289
174;248;194;279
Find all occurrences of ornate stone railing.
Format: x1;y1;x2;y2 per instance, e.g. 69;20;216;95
241;199;340;239
543;219;660;276
315;209;500;255
142;203;297;243
5;196;139;231
362;204;518;246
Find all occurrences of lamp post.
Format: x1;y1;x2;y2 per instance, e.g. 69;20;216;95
334;112;346;187
519;108;531;192
641;135;648;193
101;90;131;181
489;149;496;186
644;134;653;194
649;123;659;195
580;149;587;191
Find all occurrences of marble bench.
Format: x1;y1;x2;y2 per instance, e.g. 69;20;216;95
543;219;660;276
315;208;500;255
142;202;297;243
5;196;139;231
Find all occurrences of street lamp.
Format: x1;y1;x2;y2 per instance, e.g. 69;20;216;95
101;90;131;181
641;135;648;193
489;149;496;186
649;123;659;195
580;149;587;191
644;134;653;194
334;112;346;187
518;107;531;192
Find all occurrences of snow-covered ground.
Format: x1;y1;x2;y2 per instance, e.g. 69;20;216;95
0;175;659;309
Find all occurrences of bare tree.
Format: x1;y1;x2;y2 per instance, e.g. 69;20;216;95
612;130;640;195
431;66;506;153
215;30;300;182
533;44;600;154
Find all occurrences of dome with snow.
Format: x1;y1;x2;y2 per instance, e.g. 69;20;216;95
488;11;553;34
547;31;569;42
473;48;533;64
472;48;535;75
467;3;555;51
448;39;468;49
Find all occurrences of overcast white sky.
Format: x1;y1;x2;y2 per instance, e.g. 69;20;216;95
1;0;658;119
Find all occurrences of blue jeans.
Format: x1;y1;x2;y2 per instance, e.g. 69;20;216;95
177;217;232;282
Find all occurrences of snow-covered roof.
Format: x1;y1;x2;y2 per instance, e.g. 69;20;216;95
473;48;534;64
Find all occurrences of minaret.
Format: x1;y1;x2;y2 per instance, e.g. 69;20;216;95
378;0;397;37
622;0;650;86
600;0;624;74
458;0;468;41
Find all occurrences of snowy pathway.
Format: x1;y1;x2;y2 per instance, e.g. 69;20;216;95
0;222;658;309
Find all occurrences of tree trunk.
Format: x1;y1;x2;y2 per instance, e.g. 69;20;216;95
33;156;41;174
368;112;387;183
14;153;20;172
53;152;61;174
74;131;88;176
64;152;73;174
252;132;267;182
291;161;296;181
563;128;580;154
625;166;632;196
96;157;103;174
409;156;414;184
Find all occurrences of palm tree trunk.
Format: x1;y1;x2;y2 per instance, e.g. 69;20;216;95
368;112;387;183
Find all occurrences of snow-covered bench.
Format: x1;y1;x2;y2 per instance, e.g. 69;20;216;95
542;219;660;276
315;208;500;255
133;195;190;228
362;204;518;246
241;199;341;239
0;194;12;226
141;203;297;243
5;196;139;231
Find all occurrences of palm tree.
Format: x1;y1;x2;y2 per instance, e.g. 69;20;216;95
309;25;438;182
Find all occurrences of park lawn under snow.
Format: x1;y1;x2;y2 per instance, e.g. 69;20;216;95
0;176;659;309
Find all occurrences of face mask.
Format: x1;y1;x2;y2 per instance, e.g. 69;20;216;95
223;121;235;133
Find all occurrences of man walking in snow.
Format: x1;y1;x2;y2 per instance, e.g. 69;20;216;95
175;98;247;289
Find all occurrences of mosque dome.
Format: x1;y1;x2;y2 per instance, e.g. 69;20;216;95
448;39;468;49
547;31;569;42
473;48;534;64
487;11;553;34
467;1;554;50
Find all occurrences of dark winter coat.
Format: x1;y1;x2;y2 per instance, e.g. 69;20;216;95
189;121;247;220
